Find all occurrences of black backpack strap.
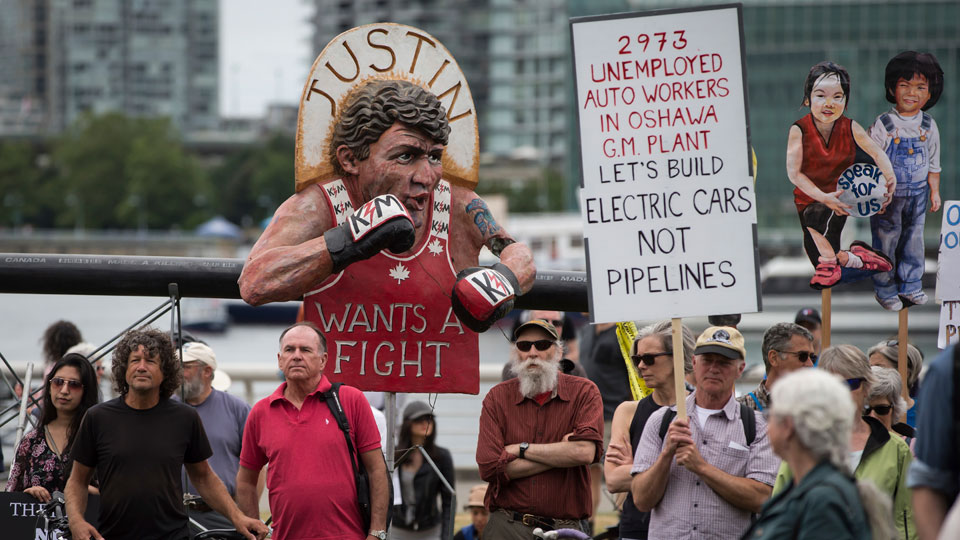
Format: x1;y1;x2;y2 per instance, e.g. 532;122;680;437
658;409;677;440
323;383;360;473
740;403;756;447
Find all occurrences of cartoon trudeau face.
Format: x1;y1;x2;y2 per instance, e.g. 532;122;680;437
807;72;847;126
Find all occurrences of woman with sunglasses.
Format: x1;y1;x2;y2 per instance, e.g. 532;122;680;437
5;353;100;501
867;340;923;427
603;320;694;540
866;366;915;445
772;345;916;539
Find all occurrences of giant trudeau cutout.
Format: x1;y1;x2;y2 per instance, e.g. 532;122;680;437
571;5;760;323
239;24;536;394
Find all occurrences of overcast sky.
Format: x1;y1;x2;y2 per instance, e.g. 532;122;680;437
219;0;314;118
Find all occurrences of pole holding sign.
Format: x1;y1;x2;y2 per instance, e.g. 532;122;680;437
571;4;760;324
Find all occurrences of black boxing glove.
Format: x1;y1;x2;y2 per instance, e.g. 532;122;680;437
451;263;521;333
324;194;415;273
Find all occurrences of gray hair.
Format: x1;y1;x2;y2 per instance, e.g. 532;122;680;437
331;79;451;177
770;369;855;472
868;366;907;420
866;340;922;391
761;322;814;372
634;320;695;374
818;344;874;397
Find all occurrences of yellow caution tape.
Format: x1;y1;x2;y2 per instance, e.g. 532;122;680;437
616;322;651;400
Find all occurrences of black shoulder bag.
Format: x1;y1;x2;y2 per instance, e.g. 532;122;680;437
322;383;393;531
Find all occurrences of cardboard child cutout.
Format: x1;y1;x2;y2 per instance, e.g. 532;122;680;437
868;51;945;311
238;24;536;394
785;61;898;290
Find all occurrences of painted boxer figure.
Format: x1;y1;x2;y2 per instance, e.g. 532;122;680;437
239;79;535;392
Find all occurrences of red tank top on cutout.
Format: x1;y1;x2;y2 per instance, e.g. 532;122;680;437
303;179;480;394
793;114;856;210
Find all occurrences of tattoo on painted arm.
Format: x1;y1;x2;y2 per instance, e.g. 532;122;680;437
466;198;515;257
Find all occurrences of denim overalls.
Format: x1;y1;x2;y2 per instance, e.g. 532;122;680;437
870;112;933;300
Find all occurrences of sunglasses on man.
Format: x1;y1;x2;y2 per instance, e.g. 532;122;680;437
516;339;556;352
864;404;893;416
631;352;672;366
776;350;818;363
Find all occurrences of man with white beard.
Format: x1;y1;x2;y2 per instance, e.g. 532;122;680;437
476;319;604;539
178;341;253;532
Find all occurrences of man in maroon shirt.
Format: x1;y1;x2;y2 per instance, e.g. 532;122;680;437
476;319;604;538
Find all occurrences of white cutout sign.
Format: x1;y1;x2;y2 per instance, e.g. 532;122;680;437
572;5;760;323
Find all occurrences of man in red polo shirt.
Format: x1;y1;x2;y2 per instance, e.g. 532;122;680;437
235;322;389;540
476;319;604;538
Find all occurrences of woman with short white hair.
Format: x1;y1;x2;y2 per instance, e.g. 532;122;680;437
867;366;914;442
740;369;893;539
773;345;916;539
867;340;922;426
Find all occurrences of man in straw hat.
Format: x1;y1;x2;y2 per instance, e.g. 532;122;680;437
176;341;258;533
454;484;489;540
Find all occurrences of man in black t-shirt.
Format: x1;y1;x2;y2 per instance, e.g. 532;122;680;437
64;329;268;540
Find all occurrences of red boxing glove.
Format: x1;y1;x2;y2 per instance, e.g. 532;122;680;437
452;263;520;333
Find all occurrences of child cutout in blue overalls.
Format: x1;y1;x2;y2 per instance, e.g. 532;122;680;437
869;51;945;311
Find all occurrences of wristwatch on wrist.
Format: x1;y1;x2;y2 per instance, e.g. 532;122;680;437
519;441;530;459
368;530;387;540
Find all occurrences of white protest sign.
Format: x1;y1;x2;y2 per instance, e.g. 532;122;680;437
571;5;760;323
935;201;960;303
939;300;960;349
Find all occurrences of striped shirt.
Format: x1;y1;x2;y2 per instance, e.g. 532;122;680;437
631;392;779;540
476;373;604;519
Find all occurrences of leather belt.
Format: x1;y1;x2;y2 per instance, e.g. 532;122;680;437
497;508;581;530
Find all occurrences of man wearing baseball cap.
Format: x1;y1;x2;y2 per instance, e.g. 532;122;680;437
178;341;255;533
631;326;778;539
476;319;603;538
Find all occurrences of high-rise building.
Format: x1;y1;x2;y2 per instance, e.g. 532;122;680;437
0;0;219;136
308;0;958;220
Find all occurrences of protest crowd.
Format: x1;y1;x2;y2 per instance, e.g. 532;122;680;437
0;312;957;540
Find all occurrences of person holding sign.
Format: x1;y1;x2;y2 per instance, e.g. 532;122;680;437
786;61;897;289
604;320;695;540
868;51;945;310
630;327;778;539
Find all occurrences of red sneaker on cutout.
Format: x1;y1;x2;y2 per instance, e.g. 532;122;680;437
848;241;893;272
810;257;841;289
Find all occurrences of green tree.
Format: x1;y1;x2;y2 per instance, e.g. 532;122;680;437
210;132;295;226
51;112;211;229
0;141;45;228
